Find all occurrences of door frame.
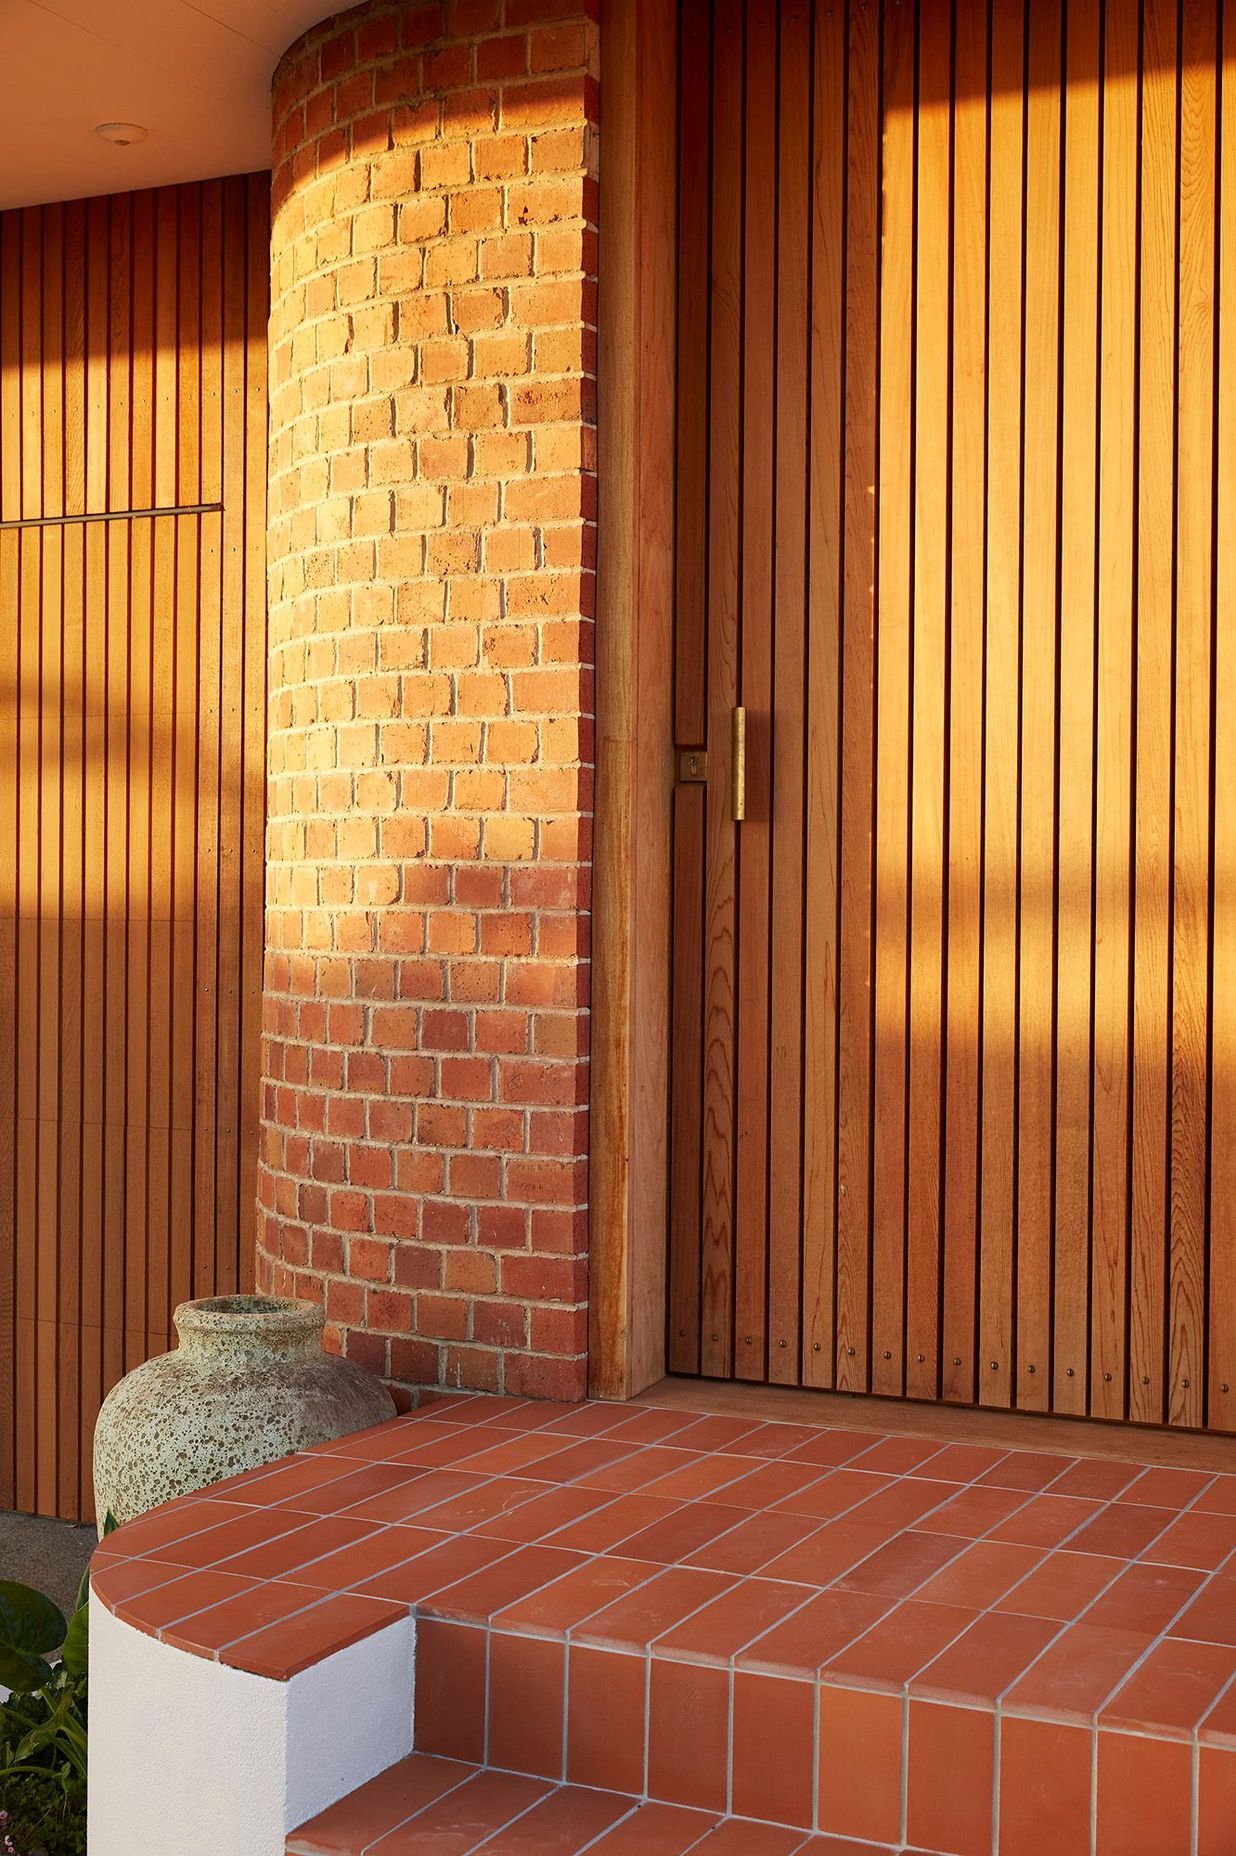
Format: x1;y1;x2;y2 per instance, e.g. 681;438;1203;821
588;0;680;1399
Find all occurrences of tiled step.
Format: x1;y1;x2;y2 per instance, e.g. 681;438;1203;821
414;1607;1236;1853
394;1415;1236;1851
97;1392;1236;1854
285;1751;898;1855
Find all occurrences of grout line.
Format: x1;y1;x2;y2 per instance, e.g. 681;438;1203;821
559;1617;571;1783
1194;1657;1236;1742
481;1619;492;1767
641;1646;651;1797
899;1689;909;1849
990;1704;1001;1856
810;1672;821;1832
725;1662;735;1817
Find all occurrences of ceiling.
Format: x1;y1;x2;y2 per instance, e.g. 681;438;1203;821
0;0;341;211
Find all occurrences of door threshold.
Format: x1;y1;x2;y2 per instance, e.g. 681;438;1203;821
634;1374;1236;1471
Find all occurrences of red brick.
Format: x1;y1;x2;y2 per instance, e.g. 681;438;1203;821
477;34;529;82
472;1300;528;1348
348;1238;394;1283
444;1345;501;1393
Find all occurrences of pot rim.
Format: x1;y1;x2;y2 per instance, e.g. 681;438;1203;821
173;1295;325;1338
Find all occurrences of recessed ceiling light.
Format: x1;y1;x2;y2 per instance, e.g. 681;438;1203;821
94;122;148;146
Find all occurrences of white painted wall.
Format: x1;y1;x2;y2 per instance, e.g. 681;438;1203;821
88;1595;415;1856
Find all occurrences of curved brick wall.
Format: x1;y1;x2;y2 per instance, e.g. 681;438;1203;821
259;0;599;1402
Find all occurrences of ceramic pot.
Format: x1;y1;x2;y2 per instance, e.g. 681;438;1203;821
92;1295;396;1528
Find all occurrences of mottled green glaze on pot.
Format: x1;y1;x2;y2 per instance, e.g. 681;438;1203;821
92;1296;396;1529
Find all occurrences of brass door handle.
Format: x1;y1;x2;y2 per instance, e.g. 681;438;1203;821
732;706;746;822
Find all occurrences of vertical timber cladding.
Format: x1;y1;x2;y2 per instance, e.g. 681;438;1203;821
0;177;268;1521
668;0;1236;1429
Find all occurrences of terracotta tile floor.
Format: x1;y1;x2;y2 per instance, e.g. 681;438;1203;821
92;1393;1236;1853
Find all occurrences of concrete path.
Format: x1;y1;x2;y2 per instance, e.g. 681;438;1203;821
0;1508;96;1617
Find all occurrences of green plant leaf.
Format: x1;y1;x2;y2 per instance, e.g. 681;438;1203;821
0;1642;53;1692
73;1518;113;1614
60;1603;88;1677
17;1694;88;1781
15;1719;57;1759
0;1579;67;1658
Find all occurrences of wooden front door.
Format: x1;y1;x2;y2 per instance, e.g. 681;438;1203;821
666;0;1236;1428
